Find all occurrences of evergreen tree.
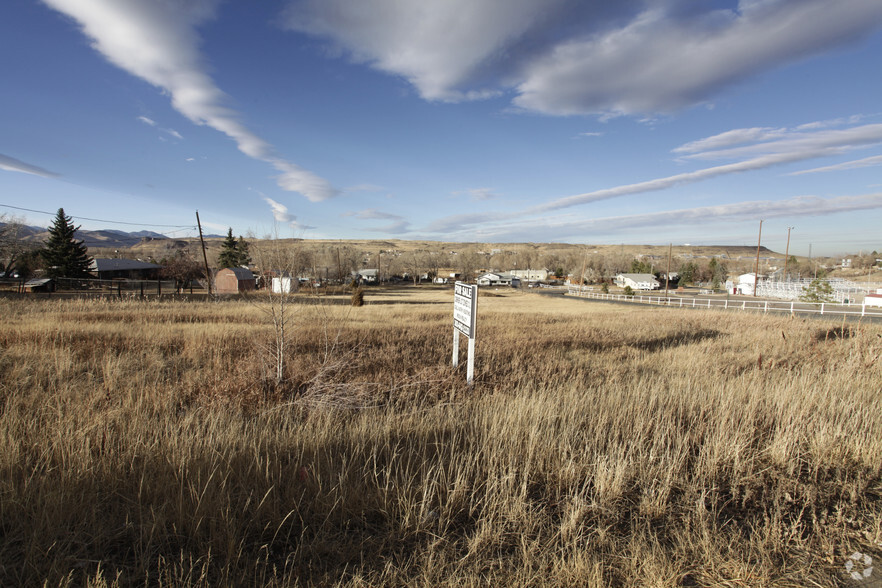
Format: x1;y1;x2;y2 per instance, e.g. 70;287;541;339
41;208;92;278
799;278;835;303
236;236;251;266
217;228;251;268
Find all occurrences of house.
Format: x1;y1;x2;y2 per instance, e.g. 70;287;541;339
356;269;378;284
614;273;660;290
865;290;882;308
736;273;757;296
215;267;255;294
509;269;549;282
477;272;519;287
90;258;162;280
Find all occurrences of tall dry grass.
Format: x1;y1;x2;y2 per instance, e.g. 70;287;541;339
0;291;880;586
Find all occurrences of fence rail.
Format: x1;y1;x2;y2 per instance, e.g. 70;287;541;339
565;286;882;319
0;277;188;296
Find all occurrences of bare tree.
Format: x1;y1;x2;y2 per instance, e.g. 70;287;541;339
250;234;301;388
0;216;36;278
159;250;204;293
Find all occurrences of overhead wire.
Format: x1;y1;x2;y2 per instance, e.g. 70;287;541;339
0;203;194;230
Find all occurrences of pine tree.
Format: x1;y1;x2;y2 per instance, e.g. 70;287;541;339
799;278;835;303
41;208;92;279
236;236;251;267
217;228;251;268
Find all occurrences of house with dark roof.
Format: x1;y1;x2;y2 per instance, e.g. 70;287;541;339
90;258;162;280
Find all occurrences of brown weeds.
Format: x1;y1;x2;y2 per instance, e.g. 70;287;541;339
0;293;880;586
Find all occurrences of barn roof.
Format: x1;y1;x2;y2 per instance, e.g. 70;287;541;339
218;267;255;280
91;258;161;271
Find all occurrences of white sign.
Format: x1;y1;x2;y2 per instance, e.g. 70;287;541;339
453;282;477;338
453;281;478;384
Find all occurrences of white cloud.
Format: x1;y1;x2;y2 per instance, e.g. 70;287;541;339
347;208;410;233
137;115;157;126
282;0;882;116
289;220;317;231
44;0;338;201
674;123;882;163
261;195;317;231
439;193;882;242
425;119;882;232
263;196;293;223
0;153;60;178
163;128;184;140
789;154;882;176
453;187;500;201
673;127;787;155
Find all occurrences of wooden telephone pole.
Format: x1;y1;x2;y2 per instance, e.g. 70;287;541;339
752;220;763;297
665;243;672;297
783;227;793;281
196;211;212;296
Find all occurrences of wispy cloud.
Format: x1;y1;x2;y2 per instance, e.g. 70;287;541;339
137;115;157;126
163;128;184;140
674;122;882;163
260;195;317;231
424;118;882;233
346;208;410;233
439;193;882;242
263;196;293;223
788;154;882;176
45;0;337;202
282;0;882;117
453;187;500;201
0;153;60;178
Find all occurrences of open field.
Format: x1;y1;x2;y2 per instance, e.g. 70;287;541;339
1;288;881;586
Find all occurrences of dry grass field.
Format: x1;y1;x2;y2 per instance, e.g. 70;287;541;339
1;287;881;586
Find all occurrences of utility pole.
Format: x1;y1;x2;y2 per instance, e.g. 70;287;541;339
783;227;793;281
665;243;672;297
752;220;763;297
578;250;588;294
195;211;212;296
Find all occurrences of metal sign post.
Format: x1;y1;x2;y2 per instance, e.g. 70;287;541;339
453;281;478;384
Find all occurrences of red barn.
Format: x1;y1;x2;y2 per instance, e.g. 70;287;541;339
215;268;255;294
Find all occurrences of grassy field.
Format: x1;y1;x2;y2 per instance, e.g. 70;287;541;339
1;287;881;586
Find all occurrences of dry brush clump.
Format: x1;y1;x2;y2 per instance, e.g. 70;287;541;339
0;293;881;586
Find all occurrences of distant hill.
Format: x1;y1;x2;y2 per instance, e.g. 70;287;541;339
1;223;170;249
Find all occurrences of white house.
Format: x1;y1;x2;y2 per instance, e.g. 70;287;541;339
736;273;757;296
509;269;549;281
356;269;378;283
865;291;882;308
614;273;659;290
477;272;519;287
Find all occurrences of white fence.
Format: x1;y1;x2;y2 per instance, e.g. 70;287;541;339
754;278;871;303
565;285;882;319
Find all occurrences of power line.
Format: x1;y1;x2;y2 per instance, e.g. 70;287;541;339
0;203;193;229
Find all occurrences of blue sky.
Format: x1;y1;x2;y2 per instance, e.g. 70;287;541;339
2;0;882;256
